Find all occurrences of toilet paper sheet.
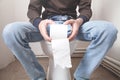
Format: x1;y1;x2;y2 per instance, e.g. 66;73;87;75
50;24;72;68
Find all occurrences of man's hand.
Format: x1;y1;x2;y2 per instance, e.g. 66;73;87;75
63;18;83;41
39;19;55;42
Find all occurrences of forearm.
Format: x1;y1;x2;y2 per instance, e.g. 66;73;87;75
77;0;92;23
27;0;42;28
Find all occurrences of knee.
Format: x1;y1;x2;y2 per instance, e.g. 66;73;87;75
2;22;25;46
2;23;18;40
85;21;118;41
91;21;118;37
100;21;118;37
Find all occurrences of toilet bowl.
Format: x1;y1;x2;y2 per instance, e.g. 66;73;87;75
40;40;78;80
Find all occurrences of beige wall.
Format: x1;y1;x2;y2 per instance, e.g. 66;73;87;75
0;0;29;69
0;0;120;69
0;0;15;69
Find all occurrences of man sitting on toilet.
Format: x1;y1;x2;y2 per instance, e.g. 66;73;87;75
3;0;118;80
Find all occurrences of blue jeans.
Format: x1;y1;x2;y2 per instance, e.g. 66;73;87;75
2;15;118;80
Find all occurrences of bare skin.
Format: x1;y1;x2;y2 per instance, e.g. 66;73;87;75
63;18;83;41
38;18;83;42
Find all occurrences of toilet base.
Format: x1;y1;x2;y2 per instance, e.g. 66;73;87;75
47;59;71;80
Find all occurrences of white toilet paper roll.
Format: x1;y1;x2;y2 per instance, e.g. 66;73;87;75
50;24;67;39
50;24;72;68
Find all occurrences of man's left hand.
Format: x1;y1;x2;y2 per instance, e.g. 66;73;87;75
63;18;83;41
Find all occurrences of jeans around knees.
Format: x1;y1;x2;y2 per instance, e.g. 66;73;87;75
2;21;72;80
74;20;118;80
2;22;46;80
2;20;118;80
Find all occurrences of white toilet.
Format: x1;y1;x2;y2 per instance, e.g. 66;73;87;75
40;40;78;80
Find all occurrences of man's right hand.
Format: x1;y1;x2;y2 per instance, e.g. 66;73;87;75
38;19;55;42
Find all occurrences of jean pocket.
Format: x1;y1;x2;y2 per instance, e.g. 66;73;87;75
26;32;44;42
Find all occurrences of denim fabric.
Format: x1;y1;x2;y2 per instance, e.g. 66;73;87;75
2;15;118;80
74;20;118;80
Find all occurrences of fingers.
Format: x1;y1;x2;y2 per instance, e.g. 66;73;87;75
39;19;55;42
40;24;52;42
39;19;79;41
63;19;75;25
47;19;55;24
68;27;78;41
64;19;80;41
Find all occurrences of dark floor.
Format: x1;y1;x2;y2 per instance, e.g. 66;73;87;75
0;57;119;80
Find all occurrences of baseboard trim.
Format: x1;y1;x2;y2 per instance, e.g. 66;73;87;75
36;48;86;58
102;56;120;77
71;48;86;57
